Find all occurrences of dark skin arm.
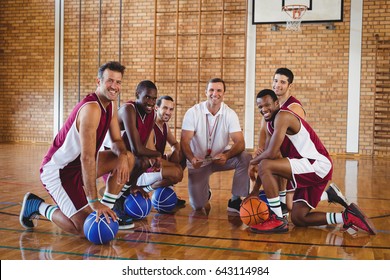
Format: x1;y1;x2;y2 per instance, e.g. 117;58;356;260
118;104;161;158
249;111;300;193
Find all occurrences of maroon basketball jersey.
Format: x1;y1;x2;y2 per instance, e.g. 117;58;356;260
153;122;168;156
122;101;155;151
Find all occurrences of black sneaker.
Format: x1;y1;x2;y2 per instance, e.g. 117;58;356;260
176;197;186;207
227;197;242;214
112;197;134;230
326;183;349;208
281;202;289;218
20;193;44;229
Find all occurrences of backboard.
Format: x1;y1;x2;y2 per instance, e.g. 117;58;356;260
252;0;344;25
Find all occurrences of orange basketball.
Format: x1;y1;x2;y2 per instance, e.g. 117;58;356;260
240;197;269;226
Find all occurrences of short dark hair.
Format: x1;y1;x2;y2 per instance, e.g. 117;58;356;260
206;78;226;92
136;80;157;95
156;95;174;107
98;61;126;79
256;89;278;101
274;68;294;84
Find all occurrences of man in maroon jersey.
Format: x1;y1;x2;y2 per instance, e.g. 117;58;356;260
20;61;135;234
137;95;185;206
248;89;376;235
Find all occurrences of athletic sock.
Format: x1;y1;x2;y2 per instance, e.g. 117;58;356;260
268;196;283;218
279;190;286;204
101;192;117;209
326;212;343;224
38;202;58;222
142;185;154;193
117;184;131;198
231;195;240;201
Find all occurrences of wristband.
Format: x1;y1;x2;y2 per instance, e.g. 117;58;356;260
88;198;99;204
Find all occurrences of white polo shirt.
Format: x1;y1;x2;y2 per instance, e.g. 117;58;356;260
182;101;242;168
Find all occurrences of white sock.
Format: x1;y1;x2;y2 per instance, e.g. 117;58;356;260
326;212;343;224
101;192;117;209
268;196;283;218
142;185;154;193
38;203;58;221
279;190;286;204
117;184;131;197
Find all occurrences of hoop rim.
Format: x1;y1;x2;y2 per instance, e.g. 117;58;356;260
282;4;308;12
282;4;308;20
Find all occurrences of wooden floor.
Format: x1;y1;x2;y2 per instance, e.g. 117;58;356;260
0;142;389;260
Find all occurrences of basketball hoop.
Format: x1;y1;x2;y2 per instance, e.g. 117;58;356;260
282;4;308;32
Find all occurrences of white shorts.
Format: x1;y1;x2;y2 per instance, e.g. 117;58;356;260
136;170;163;186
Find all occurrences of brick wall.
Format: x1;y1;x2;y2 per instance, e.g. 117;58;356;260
0;0;389;156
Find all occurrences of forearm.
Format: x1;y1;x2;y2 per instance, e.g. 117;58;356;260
181;141;195;161
110;140;128;157
135;146;161;158
81;155;98;201
168;142;180;163
223;141;245;160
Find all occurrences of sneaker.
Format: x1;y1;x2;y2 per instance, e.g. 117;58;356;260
20;193;44;229
326;183;349;208
342;203;377;235
112;197;134;230
281;202;289;218
250;214;289;234
227;197;242;214
176;197;186;207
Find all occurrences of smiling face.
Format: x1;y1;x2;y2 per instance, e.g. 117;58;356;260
256;94;280;122
156;98;174;123
96;69;123;103
136;87;158;114
205;82;225;108
272;73;292;102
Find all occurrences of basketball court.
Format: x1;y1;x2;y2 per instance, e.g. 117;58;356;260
0;143;389;261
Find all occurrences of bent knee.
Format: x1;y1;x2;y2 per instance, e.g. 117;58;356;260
291;215;307;227
127;152;135;167
169;166;184;184
258;160;272;176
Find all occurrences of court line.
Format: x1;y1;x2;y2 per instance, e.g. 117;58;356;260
0;227;341;260
131;229;390;251
2;227;388;260
1;245;134;260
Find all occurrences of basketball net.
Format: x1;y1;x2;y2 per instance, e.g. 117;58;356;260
282;5;308;32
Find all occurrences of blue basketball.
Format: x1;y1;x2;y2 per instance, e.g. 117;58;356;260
83;212;119;245
151;187;177;213
124;193;152;219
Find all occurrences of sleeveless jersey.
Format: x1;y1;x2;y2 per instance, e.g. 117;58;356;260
280;95;303;110
41;93;112;172
267;108;332;180
122;101;155;151
153;122;168;156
